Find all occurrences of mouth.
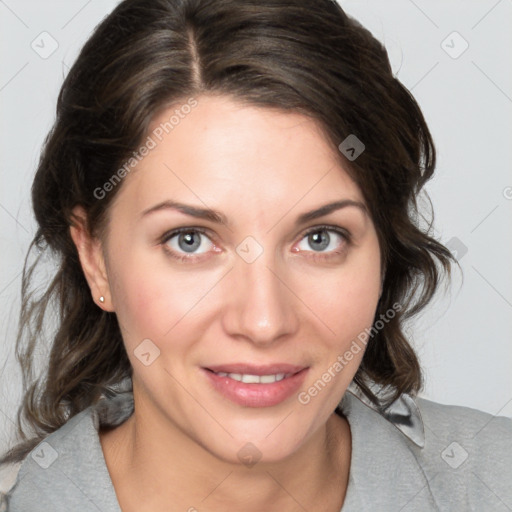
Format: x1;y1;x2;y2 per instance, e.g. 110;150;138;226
207;372;293;384
202;363;309;407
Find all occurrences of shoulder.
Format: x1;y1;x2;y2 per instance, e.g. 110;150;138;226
416;395;512;443
345;387;512;453
417;397;512;510
415;397;512;498
2;400;125;512
341;389;512;511
415;396;512;470
3;407;97;511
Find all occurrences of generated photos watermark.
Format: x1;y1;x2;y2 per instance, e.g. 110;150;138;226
297;302;402;405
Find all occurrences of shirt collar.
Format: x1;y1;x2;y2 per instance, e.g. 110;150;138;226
344;381;426;448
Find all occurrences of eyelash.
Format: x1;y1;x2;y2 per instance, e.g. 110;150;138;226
159;224;351;263
160;227;213;263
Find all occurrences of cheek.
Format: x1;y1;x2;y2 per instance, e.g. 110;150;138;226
298;252;381;410
107;246;224;351
106;246;185;347
339;272;380;333
307;251;381;345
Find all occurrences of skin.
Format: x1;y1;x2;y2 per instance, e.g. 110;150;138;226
70;95;382;511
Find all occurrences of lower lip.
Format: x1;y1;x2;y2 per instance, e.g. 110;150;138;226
202;368;309;408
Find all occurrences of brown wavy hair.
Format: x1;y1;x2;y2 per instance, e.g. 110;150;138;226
1;0;453;465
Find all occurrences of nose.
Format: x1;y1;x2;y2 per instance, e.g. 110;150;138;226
221;254;299;347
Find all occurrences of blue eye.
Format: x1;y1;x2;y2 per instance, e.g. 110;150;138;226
161;228;214;261
296;226;350;255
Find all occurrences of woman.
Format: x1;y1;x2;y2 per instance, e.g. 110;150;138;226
1;0;511;510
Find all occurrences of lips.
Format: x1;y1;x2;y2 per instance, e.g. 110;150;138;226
202;363;309;407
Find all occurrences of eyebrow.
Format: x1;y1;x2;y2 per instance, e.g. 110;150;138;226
140;199;367;227
140;200;228;224
294;199;367;226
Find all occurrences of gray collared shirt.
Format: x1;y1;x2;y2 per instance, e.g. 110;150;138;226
3;382;512;511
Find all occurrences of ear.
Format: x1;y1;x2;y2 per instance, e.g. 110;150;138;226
69;205;114;312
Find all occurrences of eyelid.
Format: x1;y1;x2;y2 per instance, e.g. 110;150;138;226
293;224;351;255
159;226;218;262
160;224;350;244
300;224;351;241
159;226;213;244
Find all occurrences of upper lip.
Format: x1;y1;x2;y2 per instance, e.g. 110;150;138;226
204;363;307;375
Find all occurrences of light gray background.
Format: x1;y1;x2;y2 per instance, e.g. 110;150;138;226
1;0;511;465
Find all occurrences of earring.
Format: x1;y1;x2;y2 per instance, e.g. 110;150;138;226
99;296;105;303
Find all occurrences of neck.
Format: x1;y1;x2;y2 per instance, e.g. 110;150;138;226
100;392;351;512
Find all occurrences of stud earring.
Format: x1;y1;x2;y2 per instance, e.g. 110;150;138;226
99;296;105;303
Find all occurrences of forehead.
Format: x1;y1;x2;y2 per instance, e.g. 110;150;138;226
110;95;364;220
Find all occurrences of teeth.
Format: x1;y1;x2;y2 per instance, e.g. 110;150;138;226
241;374;260;383
215;372;288;383
260;374;285;383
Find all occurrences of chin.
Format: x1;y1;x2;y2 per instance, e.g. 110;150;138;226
195;415;319;467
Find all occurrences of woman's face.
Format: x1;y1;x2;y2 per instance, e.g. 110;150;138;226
100;95;381;463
